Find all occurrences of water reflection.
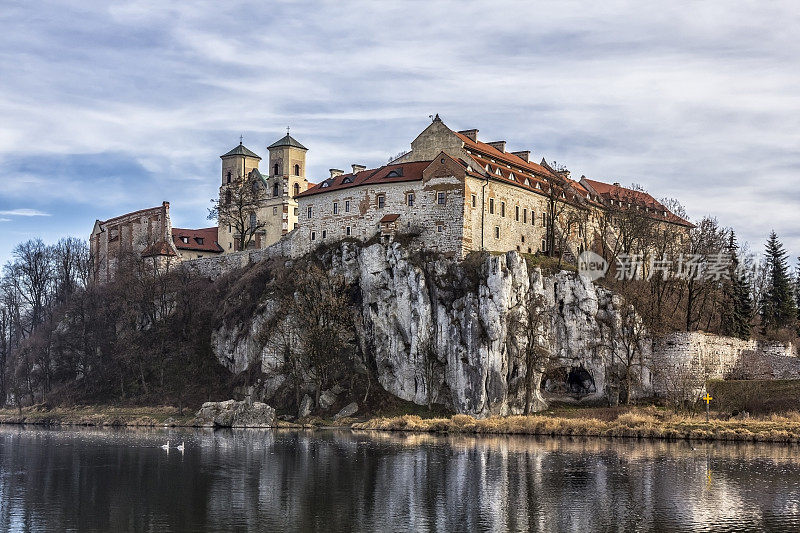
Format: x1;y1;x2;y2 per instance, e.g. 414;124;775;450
1;426;800;531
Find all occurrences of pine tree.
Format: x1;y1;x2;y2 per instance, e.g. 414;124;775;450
721;232;753;340
760;231;797;333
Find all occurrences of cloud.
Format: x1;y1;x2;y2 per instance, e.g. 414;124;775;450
0;209;50;217
0;0;799;262
0;218;10;222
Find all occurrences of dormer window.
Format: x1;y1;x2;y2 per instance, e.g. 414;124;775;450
386;169;403;178
322;180;330;188
195;237;204;245
342;176;353;184
495;168;502;176
181;236;189;244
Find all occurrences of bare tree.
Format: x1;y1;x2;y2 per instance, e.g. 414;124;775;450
209;176;268;251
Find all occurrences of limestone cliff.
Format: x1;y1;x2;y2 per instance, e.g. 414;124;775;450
211;241;649;417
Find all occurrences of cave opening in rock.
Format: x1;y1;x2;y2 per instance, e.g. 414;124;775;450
541;366;597;396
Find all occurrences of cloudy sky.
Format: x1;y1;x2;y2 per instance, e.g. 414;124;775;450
1;1;798;264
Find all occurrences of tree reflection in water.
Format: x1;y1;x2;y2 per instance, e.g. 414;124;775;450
1;426;800;531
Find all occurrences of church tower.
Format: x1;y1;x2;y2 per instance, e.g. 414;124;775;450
264;131;310;241
218;141;262;252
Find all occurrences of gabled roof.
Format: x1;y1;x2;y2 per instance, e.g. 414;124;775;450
171;227;224;253
141;240;178;257
297;160;430;197
268;134;307;150
221;143;261;159
581;178;693;227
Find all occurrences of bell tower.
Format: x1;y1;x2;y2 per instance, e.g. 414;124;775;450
218;141;262;253
266;130;311;239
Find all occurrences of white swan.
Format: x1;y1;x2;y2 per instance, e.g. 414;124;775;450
177;441;185;453
161;440;170;452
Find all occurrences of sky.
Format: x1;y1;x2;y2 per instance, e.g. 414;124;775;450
1;0;799;265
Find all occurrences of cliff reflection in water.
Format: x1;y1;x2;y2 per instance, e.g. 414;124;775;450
2;426;800;532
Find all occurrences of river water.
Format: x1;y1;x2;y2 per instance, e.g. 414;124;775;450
1;426;800;532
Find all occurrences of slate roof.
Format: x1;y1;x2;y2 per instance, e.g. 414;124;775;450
221;143;261;159
268;134;308;150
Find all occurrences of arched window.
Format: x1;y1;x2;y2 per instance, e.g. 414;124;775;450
274;163;279;176
273;183;279;197
225;191;231;205
294;164;300;176
293;183;300;197
226;171;231;184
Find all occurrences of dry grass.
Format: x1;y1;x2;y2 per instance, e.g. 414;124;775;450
352;408;800;443
0;405;196;427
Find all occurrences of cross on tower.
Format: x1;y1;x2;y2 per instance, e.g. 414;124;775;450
286;126;290;136
239;134;243;145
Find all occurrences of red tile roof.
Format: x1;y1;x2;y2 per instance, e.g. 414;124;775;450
171;227;224;253
380;214;400;223
581;179;693;227
297;161;431;197
141;240;177;257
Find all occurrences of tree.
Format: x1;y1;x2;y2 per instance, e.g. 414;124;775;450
760;231;797;333
209;176;268;251
720;232;753;340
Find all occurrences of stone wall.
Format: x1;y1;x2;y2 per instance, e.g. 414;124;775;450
652;331;799;398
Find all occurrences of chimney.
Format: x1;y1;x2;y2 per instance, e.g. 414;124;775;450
351;164;366;174
511;150;530;162
329;168;344;178
458;129;479;142
487;141;506;153
613;182;621;188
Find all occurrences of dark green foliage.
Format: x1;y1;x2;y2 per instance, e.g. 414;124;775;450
720;232;753;340
760;231;797;333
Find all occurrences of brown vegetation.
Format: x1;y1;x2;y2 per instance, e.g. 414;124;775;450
353;407;800;443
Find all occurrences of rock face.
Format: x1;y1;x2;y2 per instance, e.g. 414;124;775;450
195;400;276;428
298;395;313;418
334;402;359;420
212;241;649;417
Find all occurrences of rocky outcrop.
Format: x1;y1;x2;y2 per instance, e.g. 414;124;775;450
211;241;647;418
195;400;276;428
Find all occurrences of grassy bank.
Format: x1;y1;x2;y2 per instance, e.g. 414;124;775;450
0;405;198;427
352;408;800;444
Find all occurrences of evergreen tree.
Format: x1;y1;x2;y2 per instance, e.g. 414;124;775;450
760;231;797;333
720;232;752;340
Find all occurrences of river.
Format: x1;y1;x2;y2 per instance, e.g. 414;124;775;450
1;426;800;531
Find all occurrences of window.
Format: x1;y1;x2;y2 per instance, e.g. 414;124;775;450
307;206;313;218
521;235;525;243
294;207;299;216
542;212;547;226
252;181;259;193
346;226;351;236
181;236;189;244
226;171;231;184
225;191;231;205
273;183;279;197
437;192;446;205
494;226;500;239
333;202;339;214
294;223;298;229
471;194;477;208
311;231;316;241
489;198;495;214
523;208;527;224
407;193;415;207
531;211;535;225
228;225;231;232
196;237;204;244
322;230;327;239
437;225;443;233
249;213;257;228
294;183;300;196
541;239;547;252
229;242;232;249
515;206;519;221
345;200;350;213
377;194;385;208
294;164;300;176
273;206;278;215
500;201;505;217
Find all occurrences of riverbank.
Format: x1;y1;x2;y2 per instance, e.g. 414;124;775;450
352;408;800;443
6;404;800;443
